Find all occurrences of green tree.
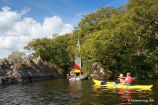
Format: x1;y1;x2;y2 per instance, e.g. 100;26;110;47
8;51;26;60
25;34;76;70
25;0;158;78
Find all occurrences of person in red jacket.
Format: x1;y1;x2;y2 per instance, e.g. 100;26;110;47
122;72;132;85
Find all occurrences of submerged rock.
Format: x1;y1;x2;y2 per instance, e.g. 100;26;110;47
89;62;112;80
0;59;62;84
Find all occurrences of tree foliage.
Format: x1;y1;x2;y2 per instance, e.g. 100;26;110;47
8;51;26;60
26;35;71;68
25;0;158;78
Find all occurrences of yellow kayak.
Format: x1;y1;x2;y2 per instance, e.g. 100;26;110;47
93;79;153;90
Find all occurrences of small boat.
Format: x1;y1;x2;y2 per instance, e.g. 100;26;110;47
69;75;85;81
69;37;83;81
92;79;153;90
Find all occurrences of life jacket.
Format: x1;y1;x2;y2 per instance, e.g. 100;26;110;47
119;77;125;83
126;76;132;84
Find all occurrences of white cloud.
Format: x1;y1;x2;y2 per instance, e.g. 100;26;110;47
0;6;74;58
0;6;21;33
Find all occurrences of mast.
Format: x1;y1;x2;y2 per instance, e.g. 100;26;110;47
77;36;81;69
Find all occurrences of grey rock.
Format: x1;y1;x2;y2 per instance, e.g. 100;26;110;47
89;62;112;80
0;59;62;84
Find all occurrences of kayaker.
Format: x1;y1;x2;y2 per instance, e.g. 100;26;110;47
119;74;125;83
70;70;75;78
115;73;125;84
122;72;132;85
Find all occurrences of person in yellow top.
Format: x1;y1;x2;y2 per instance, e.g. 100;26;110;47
118;74;125;83
115;73;125;84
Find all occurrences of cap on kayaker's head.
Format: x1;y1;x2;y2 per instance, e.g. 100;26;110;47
119;73;124;78
127;72;131;76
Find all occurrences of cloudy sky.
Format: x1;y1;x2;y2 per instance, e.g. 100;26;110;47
0;0;128;58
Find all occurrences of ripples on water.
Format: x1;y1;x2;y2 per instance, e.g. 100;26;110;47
0;79;157;105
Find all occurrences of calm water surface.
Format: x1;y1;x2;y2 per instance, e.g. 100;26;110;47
0;79;158;105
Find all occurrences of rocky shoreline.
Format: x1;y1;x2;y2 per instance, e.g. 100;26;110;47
0;59;62;84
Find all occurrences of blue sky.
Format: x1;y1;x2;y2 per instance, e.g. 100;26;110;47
0;0;128;58
0;0;128;26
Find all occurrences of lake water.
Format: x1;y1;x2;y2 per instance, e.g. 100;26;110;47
0;79;157;105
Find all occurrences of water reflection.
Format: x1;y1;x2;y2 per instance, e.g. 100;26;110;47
92;83;154;105
0;83;45;105
117;89;133;103
0;80;157;105
68;80;82;105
